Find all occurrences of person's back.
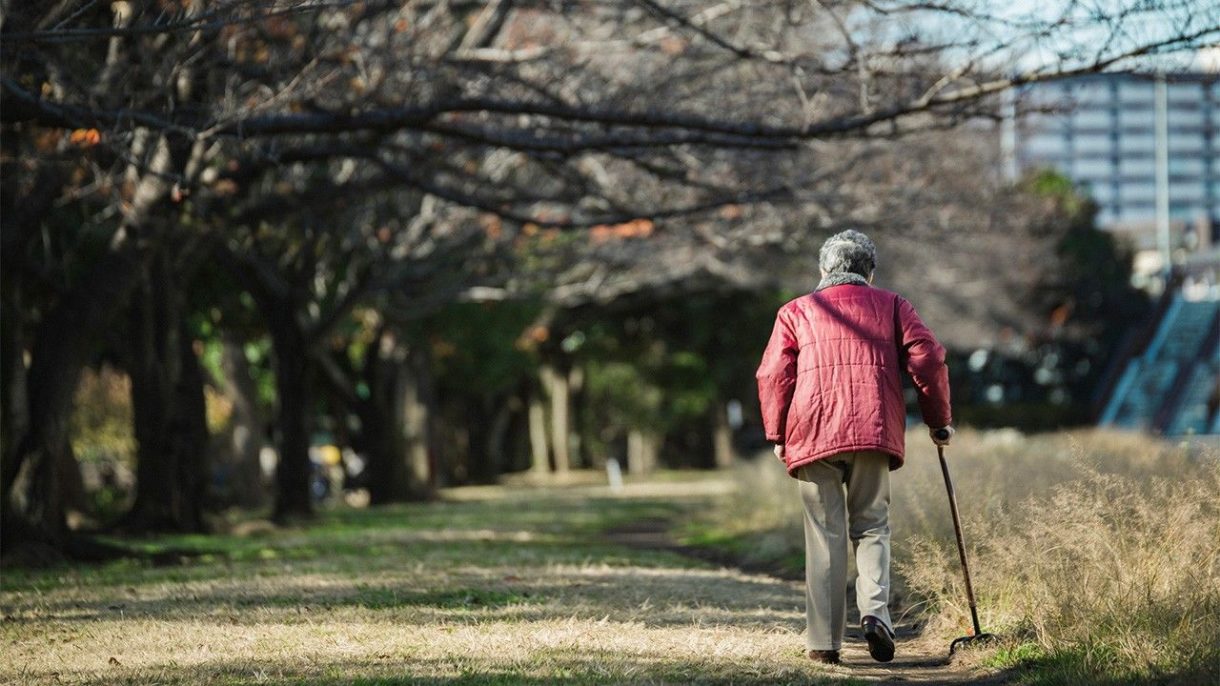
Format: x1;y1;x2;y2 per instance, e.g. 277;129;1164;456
758;273;950;475
755;230;953;666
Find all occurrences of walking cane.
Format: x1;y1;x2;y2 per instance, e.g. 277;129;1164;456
933;428;996;655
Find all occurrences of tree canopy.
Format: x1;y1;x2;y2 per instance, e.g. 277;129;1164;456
2;1;1212;558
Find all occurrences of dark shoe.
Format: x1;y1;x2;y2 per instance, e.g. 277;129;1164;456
807;649;840;665
862;616;895;663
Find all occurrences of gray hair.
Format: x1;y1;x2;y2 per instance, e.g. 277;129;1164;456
818;230;877;277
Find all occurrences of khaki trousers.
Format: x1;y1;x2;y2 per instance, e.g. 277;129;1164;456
796;450;892;651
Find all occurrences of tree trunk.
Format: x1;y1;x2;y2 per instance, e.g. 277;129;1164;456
542;364;571;475
125;253;181;529
627;428;659;475
2;246;143;556
1;167;60;500
268;308;313;522
2;129;175;555
568;367;586;469
363;334;411;504
527;384;550;475
170;328;209;530
402;345;435;495
1;280;29;510
123;252;208;533
464;396;496;484
712;401;735;469
363;393;408;503
216;335;266;508
361;334;433;503
485;398;516;481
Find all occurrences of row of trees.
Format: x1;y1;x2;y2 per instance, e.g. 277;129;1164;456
2;1;1213;558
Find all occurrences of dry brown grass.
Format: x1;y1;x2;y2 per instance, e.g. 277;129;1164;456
695;429;1220;685
901;434;1220;684
2;568;819;684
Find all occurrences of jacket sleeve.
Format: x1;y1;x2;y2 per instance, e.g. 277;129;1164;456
755;308;799;443
896;296;953;428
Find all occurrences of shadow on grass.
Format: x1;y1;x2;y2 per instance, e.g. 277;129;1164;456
0;496;700;592
66;651;867;686
11;562;802;634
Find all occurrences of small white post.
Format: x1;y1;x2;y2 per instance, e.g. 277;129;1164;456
605;457;624;493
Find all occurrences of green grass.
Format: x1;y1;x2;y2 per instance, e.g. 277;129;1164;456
984;642;1220;686
2;495;696;594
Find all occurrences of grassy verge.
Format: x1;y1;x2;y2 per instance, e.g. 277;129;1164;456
683;429;1220;686
2;477;868;686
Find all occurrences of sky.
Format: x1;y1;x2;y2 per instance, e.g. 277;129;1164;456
873;0;1218;75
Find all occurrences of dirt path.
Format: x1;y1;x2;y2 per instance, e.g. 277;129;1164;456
605;518;1007;685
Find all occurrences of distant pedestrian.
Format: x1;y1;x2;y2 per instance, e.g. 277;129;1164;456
755;230;953;665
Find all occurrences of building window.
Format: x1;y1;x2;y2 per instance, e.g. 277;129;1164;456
1074;158;1113;177
1169;108;1205;128
1073;110;1111;130
1168;83;1202;103
1119;158;1156;177
1024;135;1067;157
1085;183;1115;202
1074;135;1111;154
1168;133;1205;153
1120;183;1156;201
1119;109;1155;129
1169;158;1205;175
1119;82;1154;103
1170;181;1206;201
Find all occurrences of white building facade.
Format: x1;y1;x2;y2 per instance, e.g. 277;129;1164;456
1007;72;1220;299
1008;72;1218;232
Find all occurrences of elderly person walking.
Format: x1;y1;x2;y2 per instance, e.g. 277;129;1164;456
755;230;953;665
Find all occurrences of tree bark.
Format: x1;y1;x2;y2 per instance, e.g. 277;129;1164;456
267;307;313;522
124;252;180;529
527;383;550;475
2;115;180;553
1;279;29;514
363;394;407;503
123;251;209;532
362;333;409;503
216;335;266;508
485;398;516;480
542;364;571;475
627;428;659;475
170;327;209;530
2;245;143;555
568;367;586;469
712;401;735;469
359;333;434;503
464;396;496;484
402;344;435;495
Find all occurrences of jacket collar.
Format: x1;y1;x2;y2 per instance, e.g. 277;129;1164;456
814;272;870;291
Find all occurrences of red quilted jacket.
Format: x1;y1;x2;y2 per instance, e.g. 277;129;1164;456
755;284;951;474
